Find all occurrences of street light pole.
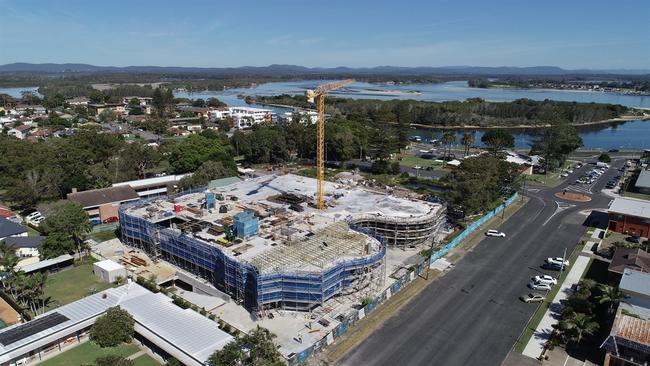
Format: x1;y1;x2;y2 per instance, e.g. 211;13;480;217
560;247;567;273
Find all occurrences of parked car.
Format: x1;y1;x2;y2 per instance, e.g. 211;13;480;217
533;275;558;285
102;216;119;224
520;293;546;303
546;257;570;266
528;282;552;291
485;229;506;238
560;172;569;178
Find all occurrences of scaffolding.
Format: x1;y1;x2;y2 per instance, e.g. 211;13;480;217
119;202;387;313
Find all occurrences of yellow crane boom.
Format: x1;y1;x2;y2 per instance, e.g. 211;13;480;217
306;79;354;209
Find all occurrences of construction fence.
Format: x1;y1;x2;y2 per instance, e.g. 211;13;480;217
287;192;519;365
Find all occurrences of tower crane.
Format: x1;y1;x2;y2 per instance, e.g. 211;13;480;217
306;79;354;209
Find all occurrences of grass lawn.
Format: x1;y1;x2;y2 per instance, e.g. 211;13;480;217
527;160;579;188
39;342;139;366
133;354;162;366
27;226;42;237
623;190;650;200
398;155;444;168
90;230;117;242
43;260;115;310
514;245;583;353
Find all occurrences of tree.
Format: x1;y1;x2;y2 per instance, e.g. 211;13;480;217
207;97;226;107
530;119;582;172
168;134;236;173
444;156;519;214
441;131;456;159
555;312;599;346
89;90;105;104
393;101;411;150
152;87;174;118
94;355;134;366
41;201;91;258
178;160;237;191
98;109;115;123
207;327;283;366
460;132;475;157
39;232;75;259
481;129;514;157
597;284;627;314
193;99;206;107
598;153;611;163
128;98;140;106
121;143;161;179
90;307;135;347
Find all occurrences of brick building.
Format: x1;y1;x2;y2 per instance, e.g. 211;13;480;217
608;197;650;238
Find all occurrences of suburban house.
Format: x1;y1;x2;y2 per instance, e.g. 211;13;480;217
601;269;650;366
122;96;153;106
66;186;139;224
608;248;650;282
87;103;126;117
0;217;27;241
0;283;233;366
65;97;89;106
636;168;650;195
0;204;18;221
4;236;45;259
7;125;32;140
608;197;650;238
176;106;210;119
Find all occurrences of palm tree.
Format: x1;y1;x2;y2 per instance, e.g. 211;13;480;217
460;132;475;157
441;131;456;159
557;312;599;346
597;284;627;314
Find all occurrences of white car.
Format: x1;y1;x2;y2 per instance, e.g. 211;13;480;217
533;275;558;285
560;173;569;178
546;257;570;266
413;166;423;170
520;293;546;303
528;282;552;291
567;169;574;174
485;229;506;237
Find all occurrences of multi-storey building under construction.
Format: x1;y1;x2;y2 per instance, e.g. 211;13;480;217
119;174;445;312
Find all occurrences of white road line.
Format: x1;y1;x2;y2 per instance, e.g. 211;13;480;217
543;201;575;226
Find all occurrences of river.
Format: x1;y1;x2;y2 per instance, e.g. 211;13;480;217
2;81;649;150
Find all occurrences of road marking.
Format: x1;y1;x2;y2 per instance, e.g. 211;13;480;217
543;201;575;226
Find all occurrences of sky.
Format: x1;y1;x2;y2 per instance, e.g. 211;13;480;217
1;0;649;69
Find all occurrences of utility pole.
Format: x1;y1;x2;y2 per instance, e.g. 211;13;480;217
560;247;567;273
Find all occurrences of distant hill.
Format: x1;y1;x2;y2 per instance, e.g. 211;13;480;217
0;62;648;76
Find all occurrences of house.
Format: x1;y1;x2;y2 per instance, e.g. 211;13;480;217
635;168;650;195
7;125;32;139
608;197;650;238
601;269;650;365
87;103;126;117
608;248;650;282
229;107;274;129
281;111;318;124
176;106;210;119
122;96;153;106
67;186;140;224
65;97;89;106
0;283;233;366
0;217;27;241
4;236;45;259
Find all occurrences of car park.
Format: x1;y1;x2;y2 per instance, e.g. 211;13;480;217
485;229;506;237
546;257;570;266
519;293;546;303
528;282;552;291
533;275;558;285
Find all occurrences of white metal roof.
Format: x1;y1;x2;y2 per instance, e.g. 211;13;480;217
120;292;233;364
0;283;232;365
620;268;650;297
94;259;124;272
609;197;650;219
18;254;74;273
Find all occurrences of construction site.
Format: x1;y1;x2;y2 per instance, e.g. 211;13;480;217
119;173;445;313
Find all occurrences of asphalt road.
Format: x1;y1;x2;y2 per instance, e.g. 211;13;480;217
338;160;623;366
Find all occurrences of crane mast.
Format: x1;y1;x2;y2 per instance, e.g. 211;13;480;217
305;79;354;209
